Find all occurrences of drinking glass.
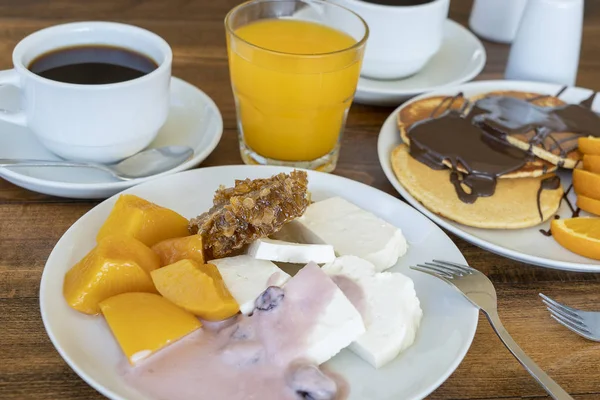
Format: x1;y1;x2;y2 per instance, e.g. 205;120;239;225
225;0;368;172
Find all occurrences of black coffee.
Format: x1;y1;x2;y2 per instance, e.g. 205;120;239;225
28;45;158;84
360;0;434;5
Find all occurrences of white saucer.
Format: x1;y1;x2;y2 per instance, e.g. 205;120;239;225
0;77;223;199
354;20;486;107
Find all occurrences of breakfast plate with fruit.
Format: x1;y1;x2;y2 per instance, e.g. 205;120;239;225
40;166;477;400
378;80;600;272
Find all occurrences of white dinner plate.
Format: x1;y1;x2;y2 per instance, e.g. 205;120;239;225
354;20;486;107
0;77;223;199
40;165;478;400
378;80;600;272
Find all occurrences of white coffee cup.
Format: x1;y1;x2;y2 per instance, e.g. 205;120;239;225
0;21;172;163
469;0;528;44
328;0;449;80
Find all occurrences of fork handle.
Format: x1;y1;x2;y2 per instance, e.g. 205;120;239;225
485;311;574;400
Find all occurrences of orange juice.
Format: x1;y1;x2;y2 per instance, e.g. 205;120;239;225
228;19;363;162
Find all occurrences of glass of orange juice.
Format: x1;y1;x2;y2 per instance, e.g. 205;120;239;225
225;0;368;172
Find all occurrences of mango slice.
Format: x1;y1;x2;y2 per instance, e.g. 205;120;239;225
152;234;205;267
151;259;239;321
63;235;160;315
97;194;189;247
100;292;202;365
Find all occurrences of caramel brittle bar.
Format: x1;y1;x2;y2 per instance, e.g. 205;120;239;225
189;170;309;259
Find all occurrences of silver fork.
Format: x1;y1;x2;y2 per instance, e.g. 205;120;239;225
411;260;573;400
540;294;600;342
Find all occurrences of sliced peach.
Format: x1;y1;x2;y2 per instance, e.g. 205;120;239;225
151;235;205;267
63;235;160;315
97;194;189;247
100;292;201;364
151;259;239;321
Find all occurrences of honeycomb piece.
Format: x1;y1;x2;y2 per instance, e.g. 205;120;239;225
189;171;309;259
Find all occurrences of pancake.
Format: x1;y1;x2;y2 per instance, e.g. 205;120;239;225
469;91;583;169
391;144;563;229
397;96;467;145
468;90;564;107
397;95;557;178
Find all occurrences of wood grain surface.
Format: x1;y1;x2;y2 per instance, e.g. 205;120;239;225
1;0;600;399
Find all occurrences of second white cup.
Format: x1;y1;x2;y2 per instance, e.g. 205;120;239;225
0;21;172;164
328;0;449;80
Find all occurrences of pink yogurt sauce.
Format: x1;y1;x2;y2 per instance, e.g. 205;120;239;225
120;262;351;400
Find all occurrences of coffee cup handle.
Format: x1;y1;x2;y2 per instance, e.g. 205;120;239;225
0;69;26;126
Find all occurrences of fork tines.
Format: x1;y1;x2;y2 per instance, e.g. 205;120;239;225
411;260;474;279
539;293;597;341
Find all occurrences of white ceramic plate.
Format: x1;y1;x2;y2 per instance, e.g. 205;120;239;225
40;165;478;400
354;20;486;107
378;80;600;272
0;77;222;199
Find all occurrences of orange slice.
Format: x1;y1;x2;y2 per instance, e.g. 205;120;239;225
100;292;202;365
573;169;600;200
63;235;160;315
151;259;239;321
583;155;600;173
551;217;600;260
577;195;600;216
578;137;600;155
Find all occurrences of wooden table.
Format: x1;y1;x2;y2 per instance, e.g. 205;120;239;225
2;1;600;399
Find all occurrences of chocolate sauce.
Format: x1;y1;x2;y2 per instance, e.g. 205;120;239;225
527;86;568;103
536;175;561;221
430;93;464;118
470;92;600;158
564;183;574;196
539;228;553;237
580;92;596;108
409;111;531;203
471;96;567;135
556;86;568;98
538;215;561;237
561;183;581;217
407;88;598;205
537;181;582;236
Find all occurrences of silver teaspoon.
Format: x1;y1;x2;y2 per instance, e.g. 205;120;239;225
0;146;194;181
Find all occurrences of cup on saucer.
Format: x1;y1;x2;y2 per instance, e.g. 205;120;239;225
353;20;486;106
0;21;172;164
328;0;450;80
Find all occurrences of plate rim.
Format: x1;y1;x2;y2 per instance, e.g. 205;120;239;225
377;79;600;272
0;76;223;191
39;164;479;400
356;19;487;97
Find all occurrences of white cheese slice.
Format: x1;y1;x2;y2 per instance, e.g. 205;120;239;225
322;255;423;368
280;262;366;365
296;197;408;272
209;255;291;315
247;238;336;264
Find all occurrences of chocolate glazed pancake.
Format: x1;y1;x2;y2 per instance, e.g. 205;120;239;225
391;144;563;229
469;90;600;169
397;95;556;178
